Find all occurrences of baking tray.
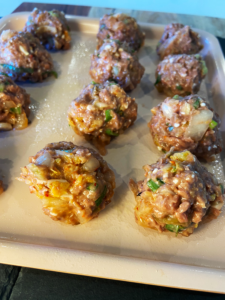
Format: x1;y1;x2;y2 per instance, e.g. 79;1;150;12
0;12;225;293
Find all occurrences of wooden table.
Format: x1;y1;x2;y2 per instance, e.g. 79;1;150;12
0;2;225;299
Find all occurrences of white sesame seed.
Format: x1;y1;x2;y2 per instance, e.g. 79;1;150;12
157;146;162;151
192;174;195;178
213;145;217;148
174;123;180;127
153;168;158;174
208;146;211;151
201;103;206;107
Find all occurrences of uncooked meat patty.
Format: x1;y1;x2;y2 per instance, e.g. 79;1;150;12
149;95;222;161
154;54;207;97
0;30;56;82
89;39;145;92
24;8;71;50
68;81;137;155
129;149;224;236
97;13;145;50
157;23;203;59
17;142;115;225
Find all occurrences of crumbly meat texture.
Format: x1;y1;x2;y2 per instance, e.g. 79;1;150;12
155;54;207;97
68;81;137;155
24;8;71;50
157;23;203;60
129;150;224;236
0;75;30;131
149;95;222;161
89;39;145;92
0;30;55;82
97;13;145;51
17;142;115;225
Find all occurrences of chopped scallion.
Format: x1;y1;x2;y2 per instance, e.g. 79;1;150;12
209;120;218;129
154;74;161;86
165;224;185;234
173;95;181;100
105;129;119;136
220;184;224;194
147;179;160;192
176;85;182;90
87;183;99;192
0;83;4;92
193;99;200;109
10;106;22;114
95;185;107;206
105;110;113;122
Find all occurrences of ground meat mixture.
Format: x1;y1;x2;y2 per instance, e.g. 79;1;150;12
157;23;203;60
155;54;207;97
89;39;145;92
129;149;224;237
0;30;56;82
96;13;145;51
68;81;137;155
17;142;115;225
149;95;222;161
0;75;30;130
24;8;71;50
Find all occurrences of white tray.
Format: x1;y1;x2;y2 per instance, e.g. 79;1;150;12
0;12;225;293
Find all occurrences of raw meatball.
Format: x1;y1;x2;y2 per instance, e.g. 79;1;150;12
24;8;71;50
68;81;137;155
0;75;30;131
129;149;224;236
97;13;145;51
0;30;56;82
89;39;145;92
17;142;115;225
155;54;207;97
157;23;203;60
149;95;222;161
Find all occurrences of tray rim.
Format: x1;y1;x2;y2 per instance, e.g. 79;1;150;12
0;12;225;293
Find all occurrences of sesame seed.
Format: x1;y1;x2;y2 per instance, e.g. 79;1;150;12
213;145;217;148
174;123;180;127
201;103;206;107
153;168;158;174
173;178;178;184
157;146;162;151
208;146;211;151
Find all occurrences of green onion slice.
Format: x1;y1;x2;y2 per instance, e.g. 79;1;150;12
0;83;4;92
193;99;200;109
109;81;117;86
209;120;218;129
91;81;97;85
105;129;119;136
105;110;113;122
154;74;161;86
95;185;107;207
147;179;160;192
10;106;22;114
157;178;165;185
165;224;185;234
87;183;99;192
173;95;182;100
176;85;182;90
220;184;224;194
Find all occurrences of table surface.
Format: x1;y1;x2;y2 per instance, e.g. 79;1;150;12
0;2;225;299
